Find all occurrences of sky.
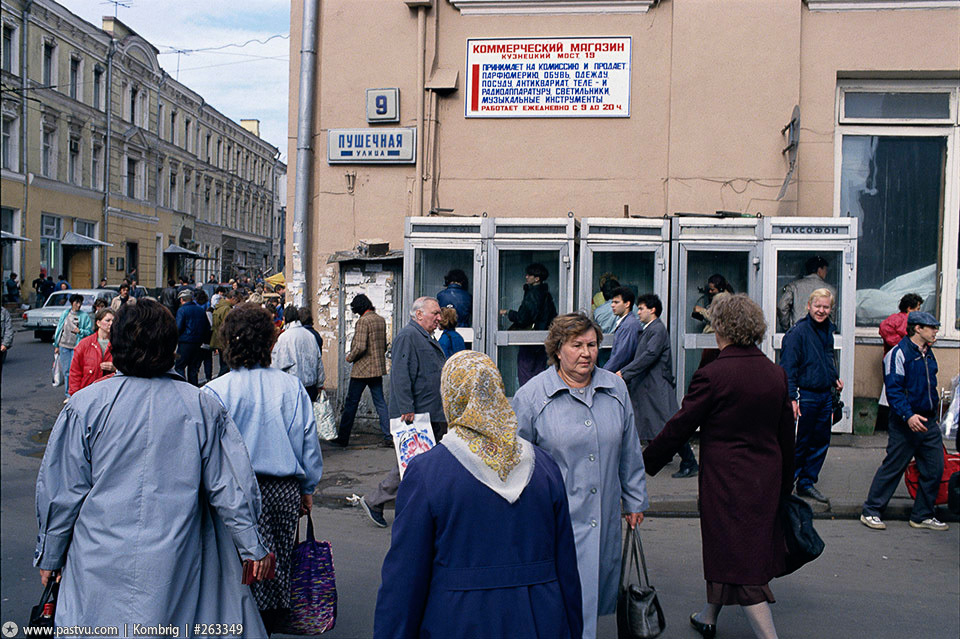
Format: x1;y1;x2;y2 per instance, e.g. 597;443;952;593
59;0;291;160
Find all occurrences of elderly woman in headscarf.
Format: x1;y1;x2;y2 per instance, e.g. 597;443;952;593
374;350;583;639
513;312;648;639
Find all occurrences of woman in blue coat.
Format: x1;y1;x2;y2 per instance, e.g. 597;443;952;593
374;350;583;639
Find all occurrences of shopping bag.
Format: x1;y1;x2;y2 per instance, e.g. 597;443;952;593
779;494;825;576
313;391;339;441
904;447;960;506
617;526;665;639
276;515;337;635
390;412;435;480
29;579;59;628
51;352;62;387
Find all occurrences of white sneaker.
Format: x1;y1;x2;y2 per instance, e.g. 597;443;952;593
908;518;949;531
860;514;886;530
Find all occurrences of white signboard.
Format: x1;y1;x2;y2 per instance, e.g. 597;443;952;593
366;88;400;123
327;128;416;164
465;37;631;118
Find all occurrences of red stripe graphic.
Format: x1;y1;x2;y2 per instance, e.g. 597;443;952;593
471;64;480;113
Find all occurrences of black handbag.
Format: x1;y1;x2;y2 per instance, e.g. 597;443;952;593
617;526;665;639
831;387;844;425
779;494;825;576
29;579;59;628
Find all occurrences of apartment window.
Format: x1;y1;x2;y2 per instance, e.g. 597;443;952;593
42;42;56;86
184;172;192;214
216;139;222;167
837;80;960;336
40;214;63;277
126;241;139;277
156;165;164;205
41;125;56;178
1;115;18;171
204;187;211;222
126;157;139;198
75;219;96;239
2;23;18;75
91;142;102;190
158;104;165;139
69;57;81;101
1;207;20;275
226;144;232;171
170;112;178;145
184;118;192;152
92;67;103;110
205;134;212;163
215;189;221;225
128;86;139;125
68;136;81;185
169;172;178;210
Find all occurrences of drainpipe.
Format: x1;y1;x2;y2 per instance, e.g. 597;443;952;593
20;1;32;281
414;5;426;217
290;0;319;308
103;37;116;276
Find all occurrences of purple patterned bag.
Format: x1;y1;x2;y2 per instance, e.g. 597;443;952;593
277;515;337;635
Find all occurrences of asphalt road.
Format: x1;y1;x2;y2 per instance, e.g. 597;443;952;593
2;327;958;638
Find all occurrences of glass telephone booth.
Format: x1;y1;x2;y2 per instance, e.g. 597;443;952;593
762;217;858;432
403;217;489;349
487;217;577;397
578;218;671;364
669;216;762;397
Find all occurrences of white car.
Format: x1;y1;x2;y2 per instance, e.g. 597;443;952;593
22;289;117;341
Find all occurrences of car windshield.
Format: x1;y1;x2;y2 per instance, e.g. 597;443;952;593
44;291;114;310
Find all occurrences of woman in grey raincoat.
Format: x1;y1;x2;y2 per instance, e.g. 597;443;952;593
34;300;272;637
514;313;648;639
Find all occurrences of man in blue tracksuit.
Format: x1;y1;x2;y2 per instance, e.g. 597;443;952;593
174;288;210;386
780;288;843;504
861;311;947;531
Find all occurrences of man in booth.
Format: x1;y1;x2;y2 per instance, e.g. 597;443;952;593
777;256;837;332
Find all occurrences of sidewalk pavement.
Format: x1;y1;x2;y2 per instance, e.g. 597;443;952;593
317;431;958;522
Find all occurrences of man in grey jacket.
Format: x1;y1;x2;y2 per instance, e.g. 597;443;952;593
777;256;837;332
360;296;445;527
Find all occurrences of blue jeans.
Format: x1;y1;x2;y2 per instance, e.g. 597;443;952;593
794;388;833;490
335;376;390;445
863;413;944;522
59;347;74;397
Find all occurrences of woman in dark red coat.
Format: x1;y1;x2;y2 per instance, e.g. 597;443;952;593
644;294;794;639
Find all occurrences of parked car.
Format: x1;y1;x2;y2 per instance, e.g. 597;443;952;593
22;288;117;341
106;284;150;298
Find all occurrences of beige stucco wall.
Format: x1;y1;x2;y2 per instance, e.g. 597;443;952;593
289;0;960;395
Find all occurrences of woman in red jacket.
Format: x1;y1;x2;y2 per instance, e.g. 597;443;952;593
68;308;116;395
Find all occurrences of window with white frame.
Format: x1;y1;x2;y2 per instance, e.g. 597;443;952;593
1;207;20;278
158;103;165;139
156;164;164;206
40;214;62;277
125;155;142;199
68;134;81;185
92;66;103;110
1;113;18;171
184;117;192;152
169;171;178;210
170;111;178;145
41;122;57;178
69;56;82;101
75;219;96;239
2;22;19;75
91;141;102;190
836;80;960;336
42;41;56;87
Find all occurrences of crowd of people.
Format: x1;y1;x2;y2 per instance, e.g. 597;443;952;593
25;261;951;639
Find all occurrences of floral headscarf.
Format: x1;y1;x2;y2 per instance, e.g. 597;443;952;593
441;350;524;482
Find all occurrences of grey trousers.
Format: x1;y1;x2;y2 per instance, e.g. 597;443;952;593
367;421;447;509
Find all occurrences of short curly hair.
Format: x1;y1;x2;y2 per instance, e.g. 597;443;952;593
221;303;276;369
710;293;766;346
544;313;602;367
439;307;458;330
111;299;178;377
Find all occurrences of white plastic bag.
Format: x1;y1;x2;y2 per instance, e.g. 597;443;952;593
52;352;62;387
314;390;338;441
941;374;959;442
390;412;435;480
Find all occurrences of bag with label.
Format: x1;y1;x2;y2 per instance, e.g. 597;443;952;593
390;412;435;480
313;390;338;441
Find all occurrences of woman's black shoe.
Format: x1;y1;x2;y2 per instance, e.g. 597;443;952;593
690;613;716;638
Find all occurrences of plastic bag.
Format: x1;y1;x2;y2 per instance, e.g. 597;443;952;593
390;412;435;480
314;391;338;441
52;352;62;387
940;375;959;442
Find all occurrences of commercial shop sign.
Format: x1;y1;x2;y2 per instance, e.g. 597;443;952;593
327;128;416;164
465;37;631;118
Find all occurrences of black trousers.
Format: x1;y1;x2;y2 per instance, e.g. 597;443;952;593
175;341;203;386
